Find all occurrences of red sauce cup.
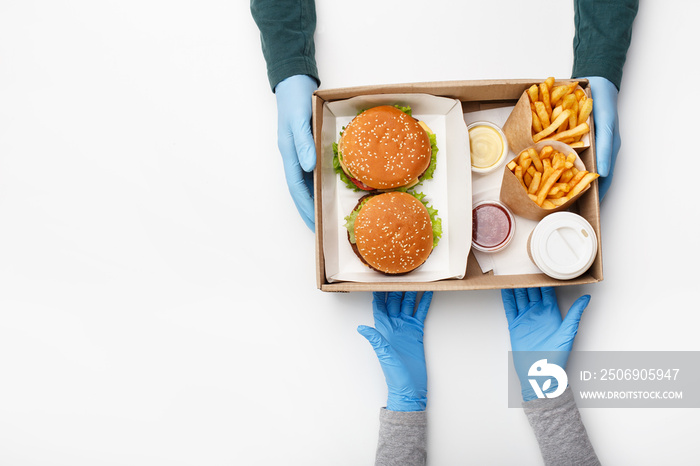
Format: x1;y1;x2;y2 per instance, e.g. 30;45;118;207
471;200;516;253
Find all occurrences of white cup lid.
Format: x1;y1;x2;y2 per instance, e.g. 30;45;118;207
530;212;597;280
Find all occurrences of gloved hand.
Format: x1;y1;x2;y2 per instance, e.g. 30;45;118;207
274;74;318;231
584;76;620;201
502;287;591;401
358;291;433;412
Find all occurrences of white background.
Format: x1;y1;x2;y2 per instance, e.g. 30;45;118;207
0;1;698;465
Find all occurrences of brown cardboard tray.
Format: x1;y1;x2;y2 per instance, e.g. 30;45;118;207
313;79;601;292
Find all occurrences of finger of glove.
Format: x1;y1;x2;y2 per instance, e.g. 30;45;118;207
372;292;389;323
560;294;591;338
357;325;395;362
612;115;621;162
594;120;614;178
292;120;317;172
303;168;314;196
400;292;418;317
588;78;618;177
373;291;387;307
287;177;315;231
386;292;404;318
514;288;529;311
414;291;433;324
527;287;542;303
541;286;558;308
593;105;615;176
275;75;317;172
598;172;613;202
279;135;315;231
599;118;621;202
501;288;518;325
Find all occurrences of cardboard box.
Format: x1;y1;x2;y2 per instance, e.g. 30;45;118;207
313;79;602;292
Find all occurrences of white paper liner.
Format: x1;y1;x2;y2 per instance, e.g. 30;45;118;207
465;106;542;275
321;94;471;283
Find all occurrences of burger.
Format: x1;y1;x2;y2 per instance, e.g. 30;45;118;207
333;105;438;191
344;191;442;275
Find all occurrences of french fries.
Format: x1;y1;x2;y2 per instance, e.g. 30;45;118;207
506;145;599;209
527;77;593;147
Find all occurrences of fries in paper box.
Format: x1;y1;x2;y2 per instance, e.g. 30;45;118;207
499;141;599;221
503;77;593;155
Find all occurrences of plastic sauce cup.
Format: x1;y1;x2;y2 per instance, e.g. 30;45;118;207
471;200;515;253
467;121;509;174
527;212;598;280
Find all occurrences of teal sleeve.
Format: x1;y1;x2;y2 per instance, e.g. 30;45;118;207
571;0;638;89
250;0;320;92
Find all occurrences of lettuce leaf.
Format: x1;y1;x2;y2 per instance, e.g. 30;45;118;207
423;131;439;181
332;140;361;191
357;104;412;117
343;196;373;244
410;192;442;248
394;104;412;117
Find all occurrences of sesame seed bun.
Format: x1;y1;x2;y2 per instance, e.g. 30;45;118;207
351;192;434;275
338;106;432;190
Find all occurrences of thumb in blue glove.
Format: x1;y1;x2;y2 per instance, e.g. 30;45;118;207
582;76;620;201
358;291;433;412
501;287;591;401
274;74;318;231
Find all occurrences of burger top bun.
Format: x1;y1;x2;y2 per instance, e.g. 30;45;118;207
354;192;434;274
338;106;432;190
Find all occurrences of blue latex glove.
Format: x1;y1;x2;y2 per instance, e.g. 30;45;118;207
502;287;591;401
274;74;318;231
584;76;620;201
358;291;433;412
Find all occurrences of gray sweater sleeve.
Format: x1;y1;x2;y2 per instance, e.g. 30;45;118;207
374;389;596;465
523;387;600;466
375;409;427;466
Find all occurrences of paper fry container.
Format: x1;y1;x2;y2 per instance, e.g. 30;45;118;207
499;141;590;221
502;83;591;155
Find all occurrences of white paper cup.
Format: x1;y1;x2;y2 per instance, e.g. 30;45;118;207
468;121;508;174
528;212;597;280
